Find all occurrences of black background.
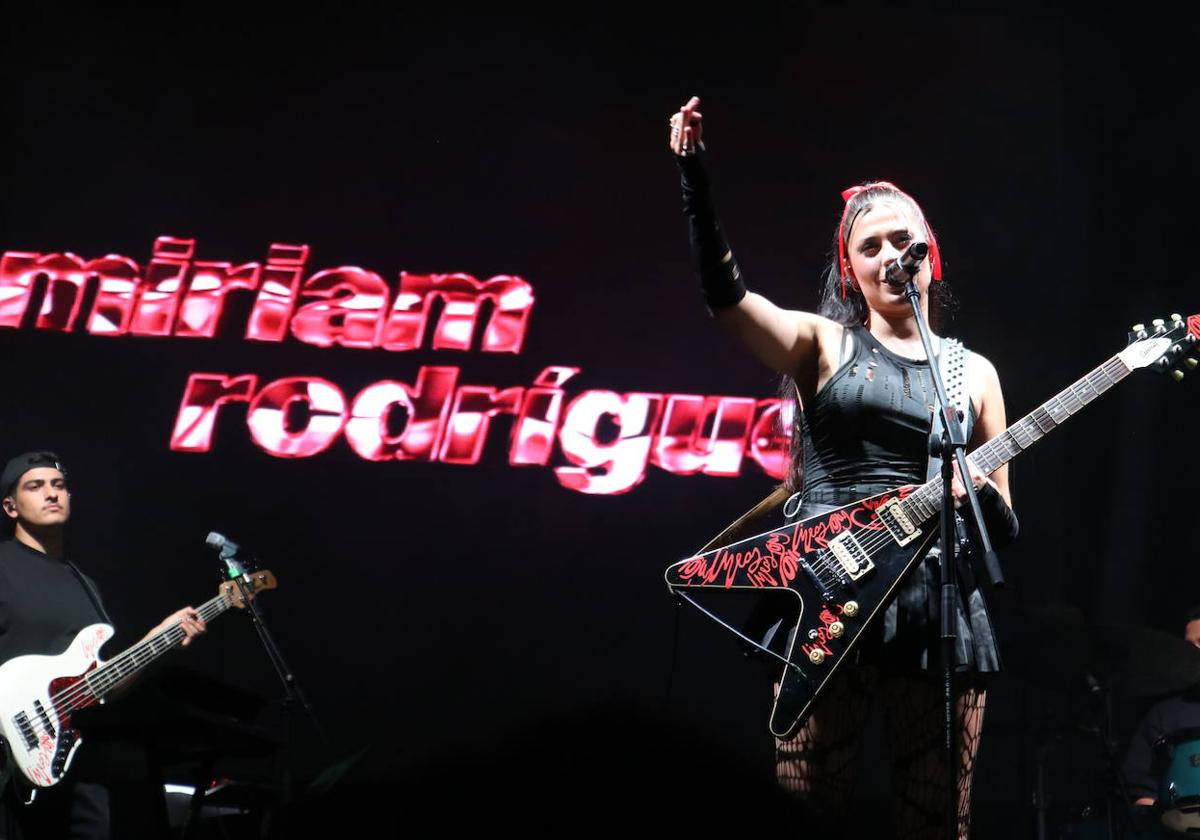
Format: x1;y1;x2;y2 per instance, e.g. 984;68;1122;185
3;2;1197;835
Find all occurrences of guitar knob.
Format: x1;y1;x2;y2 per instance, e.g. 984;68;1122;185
808;649;826;665
843;600;860;618
1172;370;1185;382
828;621;845;639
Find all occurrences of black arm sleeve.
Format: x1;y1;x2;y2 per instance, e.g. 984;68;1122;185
976;482;1019;550
675;153;747;311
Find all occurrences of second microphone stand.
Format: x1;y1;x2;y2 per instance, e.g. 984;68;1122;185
216;546;327;747
896;247;1004;839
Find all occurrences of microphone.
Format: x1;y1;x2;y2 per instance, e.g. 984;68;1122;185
206;531;239;557
206;531;246;578
884;241;929;289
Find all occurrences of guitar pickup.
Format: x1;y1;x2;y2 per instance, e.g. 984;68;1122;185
827;532;875;580
33;700;55;740
876;498;922;546
13;712;37;751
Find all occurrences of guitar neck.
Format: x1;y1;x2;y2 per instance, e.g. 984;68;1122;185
82;593;230;703
904;352;1134;519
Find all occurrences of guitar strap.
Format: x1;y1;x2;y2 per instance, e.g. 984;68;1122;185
692;483;792;555
64;560;113;625
927;338;971;554
927;337;970;480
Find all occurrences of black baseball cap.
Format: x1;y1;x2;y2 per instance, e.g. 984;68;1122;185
1;451;67;498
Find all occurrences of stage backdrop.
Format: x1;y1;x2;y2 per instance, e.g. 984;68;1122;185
4;4;1197;834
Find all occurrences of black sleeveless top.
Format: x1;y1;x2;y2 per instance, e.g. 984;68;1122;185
787;325;1000;674
801;326;946;498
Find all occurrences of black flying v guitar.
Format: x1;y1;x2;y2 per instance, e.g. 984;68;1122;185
665;313;1199;739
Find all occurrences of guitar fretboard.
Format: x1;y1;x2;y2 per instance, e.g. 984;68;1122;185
70;594;232;707
900;354;1132;524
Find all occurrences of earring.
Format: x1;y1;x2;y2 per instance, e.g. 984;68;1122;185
841;263;859;290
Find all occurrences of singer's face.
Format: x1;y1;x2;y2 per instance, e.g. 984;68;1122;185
2;467;71;529
845;202;932;312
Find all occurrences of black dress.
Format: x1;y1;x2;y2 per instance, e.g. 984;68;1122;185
755;325;1001;674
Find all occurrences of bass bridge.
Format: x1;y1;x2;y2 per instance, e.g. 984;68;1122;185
799;552;848;599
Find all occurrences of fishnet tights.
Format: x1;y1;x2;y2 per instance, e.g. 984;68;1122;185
775;667;986;840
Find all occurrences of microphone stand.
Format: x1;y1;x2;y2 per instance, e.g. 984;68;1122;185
898;267;1004;840
1087;671;1135;840
217;546;328;747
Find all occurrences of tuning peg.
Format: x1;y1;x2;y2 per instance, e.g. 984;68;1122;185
1187;357;1198;369
1172;313;1183;322
1153;318;1168;334
1132;323;1146;332
1172;370;1185;382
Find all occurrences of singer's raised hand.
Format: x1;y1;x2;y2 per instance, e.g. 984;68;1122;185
668;95;703;156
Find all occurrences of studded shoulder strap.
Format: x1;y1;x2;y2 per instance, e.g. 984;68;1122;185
925;338;971;481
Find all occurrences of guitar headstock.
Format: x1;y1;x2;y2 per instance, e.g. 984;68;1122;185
218;570;277;609
1119;313;1200;380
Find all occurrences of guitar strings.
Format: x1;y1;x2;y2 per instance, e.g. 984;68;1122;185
15;599;228;745
676;346;1146;606
54;579;275;716
683;442;1022;589
17;620;209;746
18;616;209;744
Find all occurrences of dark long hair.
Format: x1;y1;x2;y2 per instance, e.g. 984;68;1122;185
778;185;957;492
